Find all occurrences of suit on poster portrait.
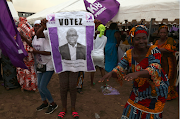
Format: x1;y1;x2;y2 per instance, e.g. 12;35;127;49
59;28;86;60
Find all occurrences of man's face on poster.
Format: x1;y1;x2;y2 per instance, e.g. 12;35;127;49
66;28;78;47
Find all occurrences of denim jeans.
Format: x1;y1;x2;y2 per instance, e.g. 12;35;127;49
37;71;54;103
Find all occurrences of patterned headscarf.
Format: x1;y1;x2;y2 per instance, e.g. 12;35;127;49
19;17;27;22
18;17;34;39
158;25;168;33
129;25;148;43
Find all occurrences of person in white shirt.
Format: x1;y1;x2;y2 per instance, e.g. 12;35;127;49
31;19;58;114
91;22;107;86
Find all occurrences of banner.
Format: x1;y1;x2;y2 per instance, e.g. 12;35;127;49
46;11;95;73
0;0;27;69
84;0;120;25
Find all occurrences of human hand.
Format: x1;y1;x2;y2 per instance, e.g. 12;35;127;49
31;48;38;54
98;71;113;82
41;18;48;28
95;31;100;34
123;72;139;81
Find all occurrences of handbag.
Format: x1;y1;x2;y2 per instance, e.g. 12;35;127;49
36;63;46;72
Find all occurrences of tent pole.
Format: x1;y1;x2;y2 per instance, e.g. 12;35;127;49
125;20;128;31
148;18;153;43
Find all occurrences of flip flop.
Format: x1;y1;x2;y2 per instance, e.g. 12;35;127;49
72;112;79;119
58;112;66;119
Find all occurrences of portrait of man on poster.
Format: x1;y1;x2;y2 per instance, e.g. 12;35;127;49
59;28;86;60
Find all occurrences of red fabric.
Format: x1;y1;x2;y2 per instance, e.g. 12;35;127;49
129;91;136;100
135;30;148;36
159;113;162;118
16;17;37;91
18;17;34;40
138;58;149;69
16;41;37;91
158;96;166;103
134;80;138;87
138;98;151;107
124;102;129;108
141;112;148;119
138;81;150;92
153;53;161;62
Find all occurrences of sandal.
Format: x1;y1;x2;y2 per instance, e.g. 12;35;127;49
58;112;66;119
72;112;79;119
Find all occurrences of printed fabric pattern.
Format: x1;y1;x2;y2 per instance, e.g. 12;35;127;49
113;45;169;118
154;37;178;100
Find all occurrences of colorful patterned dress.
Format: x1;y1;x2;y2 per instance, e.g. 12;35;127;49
16;41;37;91
154;37;178;100
16;18;37;91
113;45;169;119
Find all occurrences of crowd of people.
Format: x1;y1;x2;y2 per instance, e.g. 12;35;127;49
0;17;179;119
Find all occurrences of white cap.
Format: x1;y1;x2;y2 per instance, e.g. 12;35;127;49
34;20;41;25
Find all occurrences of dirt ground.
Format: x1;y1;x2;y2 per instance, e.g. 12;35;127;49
0;69;179;119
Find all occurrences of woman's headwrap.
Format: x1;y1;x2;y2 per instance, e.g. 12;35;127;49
34;20;41;25
18;17;34;39
129;25;148;43
158;25;168;33
97;24;106;37
19;17;27;22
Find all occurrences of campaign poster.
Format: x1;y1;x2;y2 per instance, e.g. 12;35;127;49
46;11;95;73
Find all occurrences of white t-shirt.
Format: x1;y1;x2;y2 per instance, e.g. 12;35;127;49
32;30;54;71
91;34;107;68
91;34;107;57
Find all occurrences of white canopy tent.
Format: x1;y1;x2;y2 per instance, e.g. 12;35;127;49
27;0;88;24
7;1;19;21
27;0;179;25
112;0;179;23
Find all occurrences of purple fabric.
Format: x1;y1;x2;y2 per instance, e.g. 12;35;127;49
0;0;27;69
48;27;62;72
170;26;179;32
86;26;95;71
102;86;120;95
84;0;120;25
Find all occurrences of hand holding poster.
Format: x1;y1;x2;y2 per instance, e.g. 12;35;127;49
46;11;95;73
